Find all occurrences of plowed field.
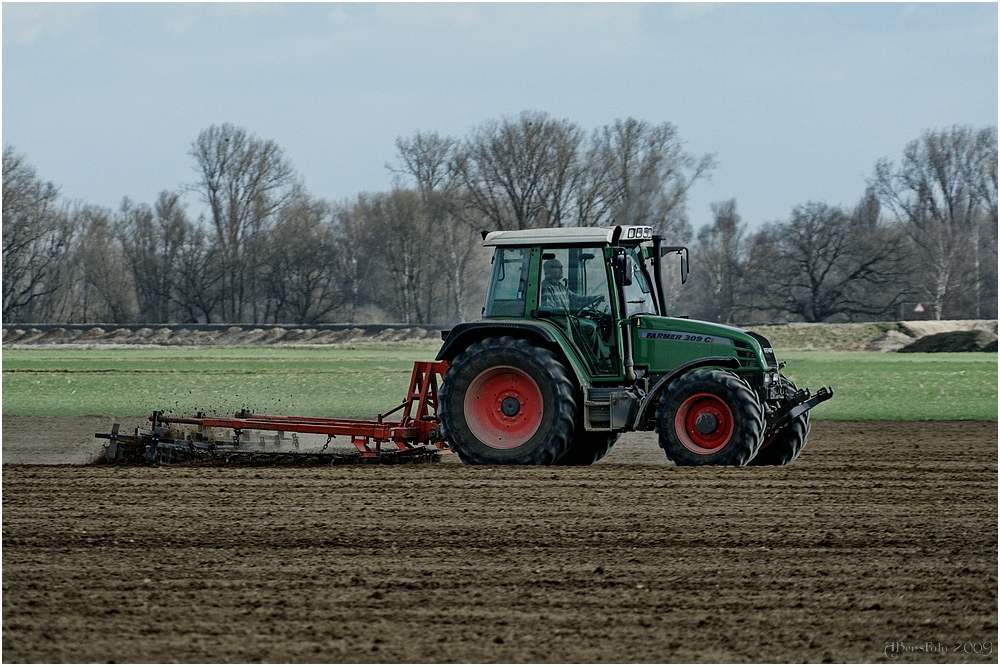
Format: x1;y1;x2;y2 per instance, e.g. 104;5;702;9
2;419;997;663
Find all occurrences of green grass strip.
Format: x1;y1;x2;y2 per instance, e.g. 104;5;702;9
2;342;441;419
779;352;997;421
3;344;996;421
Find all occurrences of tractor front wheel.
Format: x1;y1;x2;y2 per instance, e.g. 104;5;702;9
748;412;810;466
656;368;763;466
439;336;577;465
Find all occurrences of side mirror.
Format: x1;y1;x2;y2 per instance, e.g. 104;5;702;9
660;246;690;285
614;250;633;286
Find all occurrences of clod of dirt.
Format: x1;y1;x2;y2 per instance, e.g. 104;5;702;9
900;319;999;338
280;329;312;343
79;327;106;340
35;327;67;343
897;329;998;353
212;326;245;345
308;330;338;344
237;328;268;344
16;328;46;344
334;328;368;342
372;327;400;341
260;327;287;343
866;330;914;353
145;327;174;344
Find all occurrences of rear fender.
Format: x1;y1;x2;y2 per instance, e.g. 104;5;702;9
631;356;743;431
437;321;589;389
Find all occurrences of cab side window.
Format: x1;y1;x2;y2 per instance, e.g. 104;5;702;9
484;247;530;317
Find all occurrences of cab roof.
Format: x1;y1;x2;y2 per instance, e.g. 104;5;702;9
483;225;655;247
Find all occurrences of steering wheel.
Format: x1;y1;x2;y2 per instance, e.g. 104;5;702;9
575;305;614;344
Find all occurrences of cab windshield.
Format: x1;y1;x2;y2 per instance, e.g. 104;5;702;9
622;246;658;316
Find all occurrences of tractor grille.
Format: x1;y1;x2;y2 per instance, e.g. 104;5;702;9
733;340;760;368
747;332;778;367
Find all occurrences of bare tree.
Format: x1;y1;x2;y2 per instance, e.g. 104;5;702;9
69;205;136;323
967;128;998;319
744;202;911;322
373;190;435;324
2;147;74;322
688;199;747;323
262;194;345;324
451;111;585;230
871;125;998;319
578;118;714;239
339;189;467;325
333;198;377;323
116;192;191;323
390;131;458;199
188;124;297;322
853;186;881;229
391;133;486;321
172;216;223;323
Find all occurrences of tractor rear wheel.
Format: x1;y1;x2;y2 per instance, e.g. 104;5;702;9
439;336;577;465
656;368;763;466
555;431;620;466
748;412;810;466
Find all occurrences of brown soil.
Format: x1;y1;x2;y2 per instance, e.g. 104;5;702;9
2;419;997;663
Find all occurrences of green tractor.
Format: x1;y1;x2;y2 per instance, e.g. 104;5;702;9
436;225;832;466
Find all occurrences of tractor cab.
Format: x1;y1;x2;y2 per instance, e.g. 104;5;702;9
480;226;701;381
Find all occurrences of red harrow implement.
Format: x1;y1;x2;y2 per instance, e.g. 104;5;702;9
96;361;450;465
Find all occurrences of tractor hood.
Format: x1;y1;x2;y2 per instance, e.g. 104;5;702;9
631;315;778;374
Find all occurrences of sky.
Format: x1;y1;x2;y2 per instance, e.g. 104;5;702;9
3;2;997;230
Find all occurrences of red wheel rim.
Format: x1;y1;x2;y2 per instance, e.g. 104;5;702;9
464;366;544;449
674;392;735;455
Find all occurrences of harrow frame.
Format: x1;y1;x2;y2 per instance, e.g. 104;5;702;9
97;360;450;465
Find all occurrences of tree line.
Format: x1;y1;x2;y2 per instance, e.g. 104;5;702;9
3;114;996;326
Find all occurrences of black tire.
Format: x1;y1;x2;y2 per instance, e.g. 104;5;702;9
656;368;763;466
748;412;810;466
555;431;620;466
439;336;577;465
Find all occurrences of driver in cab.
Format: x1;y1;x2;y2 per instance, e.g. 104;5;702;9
540;259;605;314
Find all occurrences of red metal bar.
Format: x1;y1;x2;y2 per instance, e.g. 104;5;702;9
150;360;450;456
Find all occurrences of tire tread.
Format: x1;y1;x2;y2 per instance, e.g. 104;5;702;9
656;368;763;466
439;336;576;465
